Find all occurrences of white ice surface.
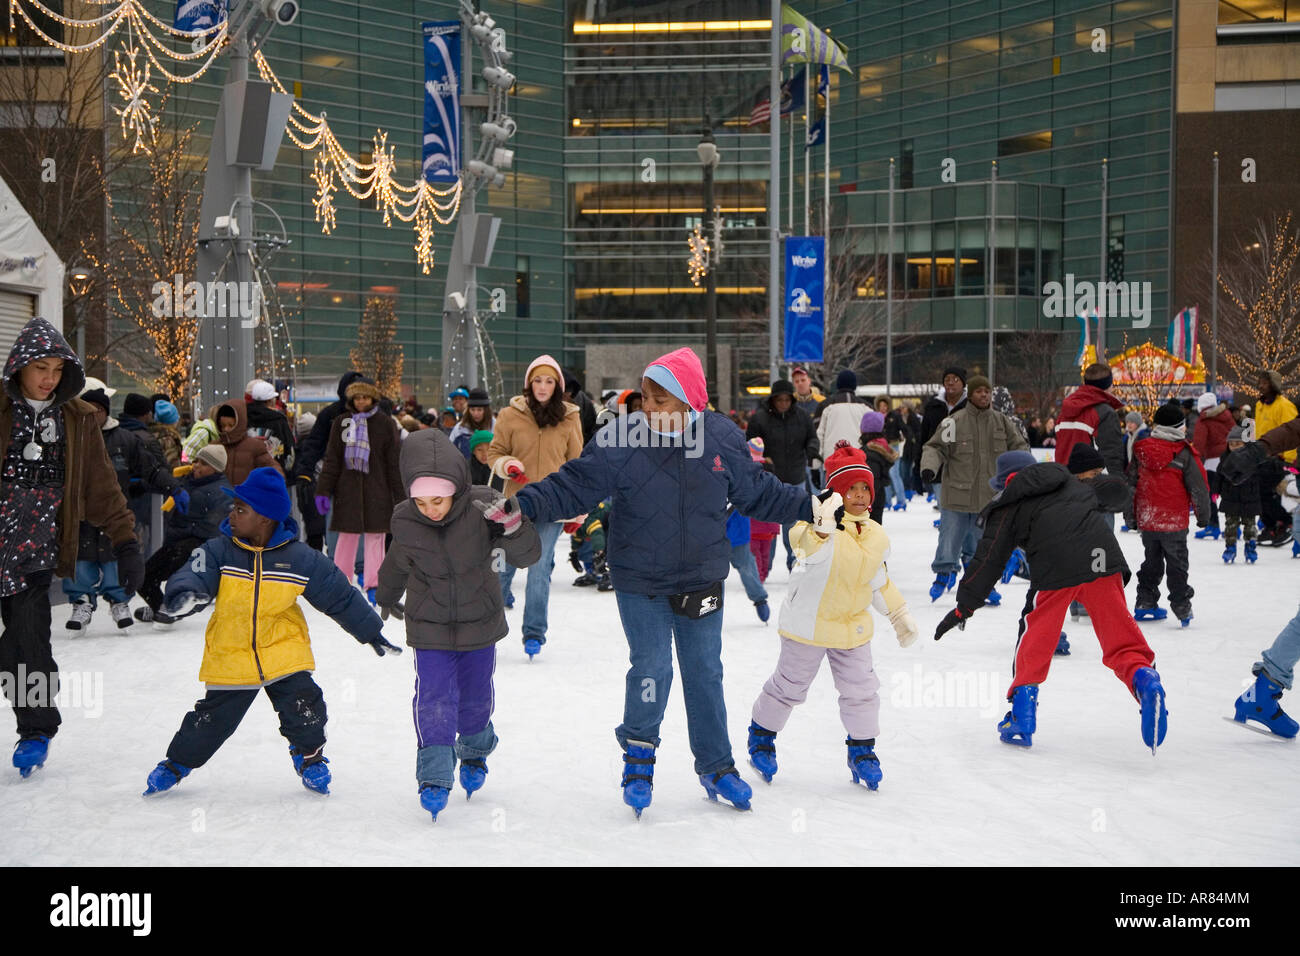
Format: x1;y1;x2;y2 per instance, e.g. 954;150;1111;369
3;502;1297;866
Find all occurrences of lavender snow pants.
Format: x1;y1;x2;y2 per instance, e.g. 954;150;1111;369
413;645;498;789
752;637;881;739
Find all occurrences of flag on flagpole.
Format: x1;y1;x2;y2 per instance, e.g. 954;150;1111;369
781;4;850;72
748;93;771;127
805;65;828;147
748;66;806;128
1168;306;1198;363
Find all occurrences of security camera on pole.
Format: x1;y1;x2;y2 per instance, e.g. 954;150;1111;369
436;1;517;400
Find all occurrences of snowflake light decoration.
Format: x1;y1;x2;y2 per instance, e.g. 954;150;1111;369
312;154;337;233
687;224;711;286
415;209;435;275
110;44;160;155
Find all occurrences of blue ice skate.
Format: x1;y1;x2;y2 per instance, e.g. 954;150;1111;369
142;759;189;795
1173;604;1192;628
1000;548;1027;584
290;747;331;794
1245;540;1258;564
699;767;752;810
459;758;488;799
998;685;1038;747
929;571;956;602
747;721;778;783
1194;525;1220;540
523;636;543;659
366;587;377;606
985;587;1002;607
1223;542;1237;564
1292;538;1300;559
621;741;656;818
12;735;48;779
932;518;941;529
420;784;450;821
1233;673;1299;739
754;600;770;623
846;737;883;790
1133;605;1168;622
1055;632;1070;656
1131;666;1168;753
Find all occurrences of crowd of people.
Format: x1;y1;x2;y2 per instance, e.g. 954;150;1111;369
3;313;1298;823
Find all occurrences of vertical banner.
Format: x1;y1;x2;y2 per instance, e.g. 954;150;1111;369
422;21;462;185
784;236;825;362
174;0;228;32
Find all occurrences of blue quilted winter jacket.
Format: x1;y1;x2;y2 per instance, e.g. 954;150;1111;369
515;411;812;595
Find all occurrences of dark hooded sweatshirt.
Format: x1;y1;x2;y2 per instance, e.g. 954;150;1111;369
376;429;541;651
294;370;366;480
0;318;135;595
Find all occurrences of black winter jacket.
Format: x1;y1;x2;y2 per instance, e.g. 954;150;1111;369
746;401;818;485
164;470;232;544
1218;447;1260;517
956;463;1129;610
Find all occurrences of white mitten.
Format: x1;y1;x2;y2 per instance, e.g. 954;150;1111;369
811;490;842;535
890;605;919;648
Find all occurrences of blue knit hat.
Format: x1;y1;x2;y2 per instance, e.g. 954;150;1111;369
222;466;291;522
990;450;1038;491
835;369;858;392
154;400;179;425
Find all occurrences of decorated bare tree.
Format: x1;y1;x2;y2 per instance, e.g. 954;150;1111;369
995;330;1072;419
351;296;405;398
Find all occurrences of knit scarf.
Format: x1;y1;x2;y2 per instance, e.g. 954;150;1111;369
1151;423;1186;443
344;408;376;473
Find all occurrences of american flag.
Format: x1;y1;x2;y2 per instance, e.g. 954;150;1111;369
748;93;771;127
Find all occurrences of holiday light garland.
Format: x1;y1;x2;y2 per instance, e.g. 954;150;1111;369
687;224;711;286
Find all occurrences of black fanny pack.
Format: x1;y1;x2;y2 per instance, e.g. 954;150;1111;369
667;581;723;619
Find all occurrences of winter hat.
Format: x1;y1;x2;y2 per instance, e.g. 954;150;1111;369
644;347;708;412
83;375;116;397
194;443;228;472
967;374;991;393
1067;443;1105;475
122;392;153;418
248;380;277;402
769;379;795;400
1125;410;1144;426
1266;370;1284;393
154;400;180;425
449;387;470;401
1196;391;1218;413
222;466;291;523
410;475;457;499
835;369;858;392
1154;404;1184;427
468;387;490;407
990;450;1038;491
80;388;110;414
859;410;886;434
524;355;564;392
470;429;494;451
1227;424;1245;443
747;436;765;462
825;438;875;498
295;412;316;438
345;379;382;404
942;366;967;385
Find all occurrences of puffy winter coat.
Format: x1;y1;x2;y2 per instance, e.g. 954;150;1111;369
1054;385;1126;474
316;403;405;534
777;514;906;650
515;410;813;595
377;429;541;652
920;403;1030;513
182;410;220;462
1125;429;1211;532
862;438;896;525
957;463;1129;611
1192;405;1233;467
815;391;862;466
1217;447;1260;517
216;399;279;486
919;391;966;448
0;318;136;590
488;395;584;497
746;401;818;485
164;470;232;544
294;370;367;480
1256;393;1298;464
165;515;382;686
78;423;174;563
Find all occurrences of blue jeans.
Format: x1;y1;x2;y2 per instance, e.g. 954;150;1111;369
613;590;733;775
730;544;767;604
62;560;128;607
499;520;562;641
887;452;907;505
1258;605;1300;690
932;509;982;575
769;521;798;572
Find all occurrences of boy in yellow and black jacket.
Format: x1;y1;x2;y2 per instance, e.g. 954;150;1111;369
143;467;401;797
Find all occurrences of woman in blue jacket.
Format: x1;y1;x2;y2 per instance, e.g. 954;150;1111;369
514;348;811;818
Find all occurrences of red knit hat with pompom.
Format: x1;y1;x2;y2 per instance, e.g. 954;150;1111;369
824;438;875;499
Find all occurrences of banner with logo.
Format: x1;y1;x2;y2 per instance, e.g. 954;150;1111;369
781;4;850;73
784;236;825;363
174;0;228;32
422;20;462;185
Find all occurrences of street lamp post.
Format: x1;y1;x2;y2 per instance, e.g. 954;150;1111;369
67;263;97;361
699;125;721;407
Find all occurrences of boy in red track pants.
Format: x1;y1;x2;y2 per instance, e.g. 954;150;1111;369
934;451;1168;752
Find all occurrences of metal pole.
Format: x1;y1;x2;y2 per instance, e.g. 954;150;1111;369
823;69;830;240
704;133;718;407
1210;151;1219;389
768;0;781;380
786;71;792;233
886;157;894;395
1099;157;1108;360
987;161;997;381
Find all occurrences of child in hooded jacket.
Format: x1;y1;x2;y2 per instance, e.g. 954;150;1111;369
1125;403;1212;623
748;440;918;790
375;429;540;821
1219;424;1261;564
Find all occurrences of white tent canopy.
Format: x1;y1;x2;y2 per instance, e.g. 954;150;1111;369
0;172;64;356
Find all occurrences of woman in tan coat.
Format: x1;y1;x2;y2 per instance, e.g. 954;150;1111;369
488;354;583;656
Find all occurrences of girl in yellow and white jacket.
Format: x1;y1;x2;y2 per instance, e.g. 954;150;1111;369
748;439;918;790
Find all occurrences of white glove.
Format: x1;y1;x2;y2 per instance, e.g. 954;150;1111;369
890;606;919;648
811;490;842;535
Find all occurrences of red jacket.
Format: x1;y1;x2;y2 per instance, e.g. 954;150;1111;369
1128;435;1211;532
1055;385;1126;473
1192;406;1232;463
